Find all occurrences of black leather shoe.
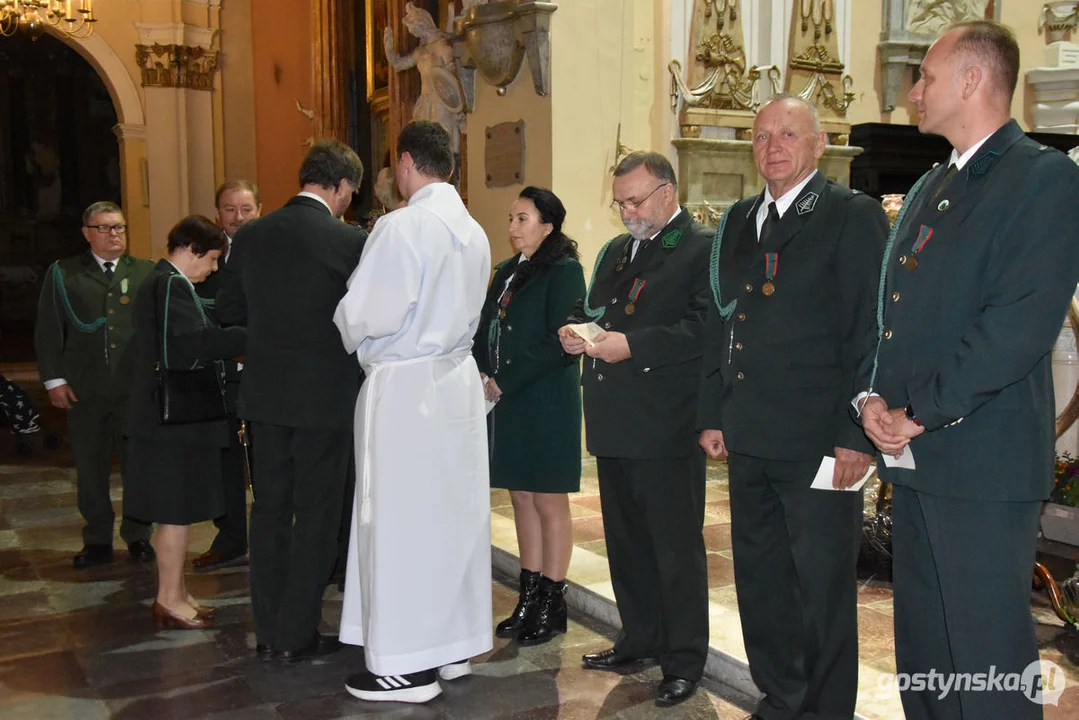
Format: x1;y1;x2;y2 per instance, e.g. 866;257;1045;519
655;676;696;707
277;633;342;663
73;544;113;570
496;569;541;638
255;643;274;661
517;576;567;646
127;540;156;563
581;647;645;670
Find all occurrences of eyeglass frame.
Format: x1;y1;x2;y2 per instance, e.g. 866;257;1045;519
84;224;128;235
610;182;672;213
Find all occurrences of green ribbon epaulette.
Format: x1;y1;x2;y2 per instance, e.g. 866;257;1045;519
49;262;106;335
708;207;738;321
582;237;621;320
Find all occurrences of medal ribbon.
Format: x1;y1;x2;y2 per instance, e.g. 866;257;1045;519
628;278;646;303
764;253;779;282
910;225;933;256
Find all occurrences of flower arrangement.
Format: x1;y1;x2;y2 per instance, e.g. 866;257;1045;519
1051;453;1079;508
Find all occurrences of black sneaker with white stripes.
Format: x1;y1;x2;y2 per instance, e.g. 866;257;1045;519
345;669;442;703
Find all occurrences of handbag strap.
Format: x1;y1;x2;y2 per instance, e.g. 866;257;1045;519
153;269;210;371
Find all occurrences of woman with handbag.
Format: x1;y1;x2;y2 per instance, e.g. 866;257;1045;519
125;215;246;630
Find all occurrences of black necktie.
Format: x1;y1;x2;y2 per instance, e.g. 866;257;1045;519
758;202;779;245
930;163;958;203
103;261;114;281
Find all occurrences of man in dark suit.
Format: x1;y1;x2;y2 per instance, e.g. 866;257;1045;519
698;95;887;720
559;151;711;707
217;141;367;662
192;179;262;572
860;21;1079;719
34;201;156;569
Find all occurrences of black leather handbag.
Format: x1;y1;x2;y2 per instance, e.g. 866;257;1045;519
153;273;227;425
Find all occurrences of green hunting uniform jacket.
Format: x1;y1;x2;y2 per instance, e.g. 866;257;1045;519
35;252;155;405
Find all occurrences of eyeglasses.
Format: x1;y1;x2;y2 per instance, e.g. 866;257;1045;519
85;225;127;234
610;182;671;212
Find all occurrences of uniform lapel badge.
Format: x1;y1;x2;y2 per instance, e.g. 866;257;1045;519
662;229;682;249
937;199;950;212
795;192;818;216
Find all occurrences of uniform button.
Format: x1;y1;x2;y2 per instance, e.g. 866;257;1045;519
643;368;650;373
597;373;604;381
898;255;907;266
109;342;117;349
892;291;900;302
604;321;611;329
107;292;113;298
611;297;618;304
735;342;744;350
737;312;747;322
505;325;512;331
736;372;744;380
883;329;893;339
108;325;114;331
506;359;513;365
744;284;753;293
107;309;115;315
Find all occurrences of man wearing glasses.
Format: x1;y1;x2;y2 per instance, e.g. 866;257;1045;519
34;201;156;569
560;151;711;707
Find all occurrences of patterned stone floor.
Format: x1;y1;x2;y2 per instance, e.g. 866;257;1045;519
491;459;1079;719
0;389;753;719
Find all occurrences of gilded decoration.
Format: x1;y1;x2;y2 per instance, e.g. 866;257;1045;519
786;0;854;119
135;43;218;90
669;0;779;115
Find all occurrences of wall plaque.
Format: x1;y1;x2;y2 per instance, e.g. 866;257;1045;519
484;120;525;188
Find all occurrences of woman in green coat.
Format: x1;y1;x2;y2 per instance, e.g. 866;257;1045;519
473;186;585;646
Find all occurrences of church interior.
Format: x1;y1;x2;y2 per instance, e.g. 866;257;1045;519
2;0;1079;717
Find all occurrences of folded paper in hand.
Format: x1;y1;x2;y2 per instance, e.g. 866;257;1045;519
568;322;604;347
810;456;876;492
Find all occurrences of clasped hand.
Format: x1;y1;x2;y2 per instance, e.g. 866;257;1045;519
860;396;924;456
557;326;631;363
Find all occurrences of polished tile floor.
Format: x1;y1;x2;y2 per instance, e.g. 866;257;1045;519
0;449;753;718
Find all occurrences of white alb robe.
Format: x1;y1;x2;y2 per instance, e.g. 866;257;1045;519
333;182;493;676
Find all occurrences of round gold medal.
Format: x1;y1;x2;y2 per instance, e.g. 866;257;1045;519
762;282;775;296
904;255;919;272
120;296;130;305
625;303;636;315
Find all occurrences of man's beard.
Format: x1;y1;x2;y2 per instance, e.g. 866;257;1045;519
622;217;658;241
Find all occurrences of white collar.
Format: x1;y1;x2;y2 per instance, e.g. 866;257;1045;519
761;170;819;219
90;252;120;272
948;131;995;171
296;191;334;215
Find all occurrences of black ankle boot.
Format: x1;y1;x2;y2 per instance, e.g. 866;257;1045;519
516;575;567;646
496;569;541;638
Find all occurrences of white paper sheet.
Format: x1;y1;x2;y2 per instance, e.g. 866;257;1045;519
486;399;497;415
810;456;877;492
567;322;605;347
881;445;916;469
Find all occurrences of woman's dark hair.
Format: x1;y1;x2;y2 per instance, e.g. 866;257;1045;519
166;215;228;256
507;187;579;295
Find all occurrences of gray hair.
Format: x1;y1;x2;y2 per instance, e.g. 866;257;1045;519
613;151;678;187
760;93;822;133
82;201;123;225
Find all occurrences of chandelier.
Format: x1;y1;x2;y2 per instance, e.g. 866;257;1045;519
0;1;97;39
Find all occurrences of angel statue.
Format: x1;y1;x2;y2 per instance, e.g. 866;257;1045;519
384;2;466;157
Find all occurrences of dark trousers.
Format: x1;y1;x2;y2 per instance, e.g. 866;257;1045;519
892;485;1043;720
249;422;351;651
727;453;861;720
208;413;248;555
596;454;709;682
68;397;150;546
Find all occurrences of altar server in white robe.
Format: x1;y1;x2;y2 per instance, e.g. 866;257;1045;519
333;120;493;704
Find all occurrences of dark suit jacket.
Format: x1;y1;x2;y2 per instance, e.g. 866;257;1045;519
473;255;585;488
126;261;246;446
568;208;711;459
863;120;1079;501
196;243;241;413
34;252;155;404
216;195;367;429
697;172;887;461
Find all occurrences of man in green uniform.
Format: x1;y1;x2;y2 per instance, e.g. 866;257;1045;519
35;201;156;569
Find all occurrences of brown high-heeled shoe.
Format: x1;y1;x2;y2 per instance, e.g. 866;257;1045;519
152;601;213;630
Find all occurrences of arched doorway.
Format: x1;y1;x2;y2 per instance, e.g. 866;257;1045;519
0;32;120;362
